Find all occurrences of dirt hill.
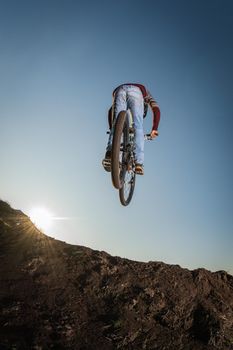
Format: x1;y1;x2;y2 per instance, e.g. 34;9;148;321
0;200;232;349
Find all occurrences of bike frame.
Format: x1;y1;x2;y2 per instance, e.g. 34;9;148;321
105;109;153;206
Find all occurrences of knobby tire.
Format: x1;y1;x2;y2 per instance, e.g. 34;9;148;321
111;111;129;189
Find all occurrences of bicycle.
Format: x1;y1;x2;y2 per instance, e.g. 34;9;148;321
106;110;153;206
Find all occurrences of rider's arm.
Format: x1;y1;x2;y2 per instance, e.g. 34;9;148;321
146;94;160;132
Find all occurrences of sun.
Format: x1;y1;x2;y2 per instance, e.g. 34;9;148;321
29;207;53;231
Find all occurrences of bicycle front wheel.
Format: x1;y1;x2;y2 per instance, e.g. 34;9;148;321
111;111;129;189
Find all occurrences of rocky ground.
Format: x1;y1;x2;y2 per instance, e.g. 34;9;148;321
0;200;233;349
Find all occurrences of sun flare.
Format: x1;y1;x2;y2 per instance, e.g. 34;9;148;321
29;207;53;231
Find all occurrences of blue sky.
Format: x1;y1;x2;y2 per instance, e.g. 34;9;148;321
1;0;233;274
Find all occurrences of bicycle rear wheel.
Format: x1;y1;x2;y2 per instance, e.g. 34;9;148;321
119;169;136;206
111;111;129;189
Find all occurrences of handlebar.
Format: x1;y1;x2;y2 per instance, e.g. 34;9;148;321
144;134;154;141
107;131;154;140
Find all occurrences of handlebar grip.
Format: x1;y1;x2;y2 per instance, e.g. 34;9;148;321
144;134;153;141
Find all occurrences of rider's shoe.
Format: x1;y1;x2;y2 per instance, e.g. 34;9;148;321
135;163;144;175
102;150;111;172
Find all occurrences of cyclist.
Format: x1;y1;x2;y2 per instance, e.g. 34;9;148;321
102;83;160;175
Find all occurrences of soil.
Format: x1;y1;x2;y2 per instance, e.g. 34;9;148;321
0;200;233;349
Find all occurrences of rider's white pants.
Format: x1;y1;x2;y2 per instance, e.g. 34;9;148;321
107;85;144;164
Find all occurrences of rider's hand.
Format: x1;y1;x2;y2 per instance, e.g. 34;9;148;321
150;130;159;139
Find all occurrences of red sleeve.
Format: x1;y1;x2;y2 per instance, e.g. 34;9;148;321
151;104;160;131
146;93;160;131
